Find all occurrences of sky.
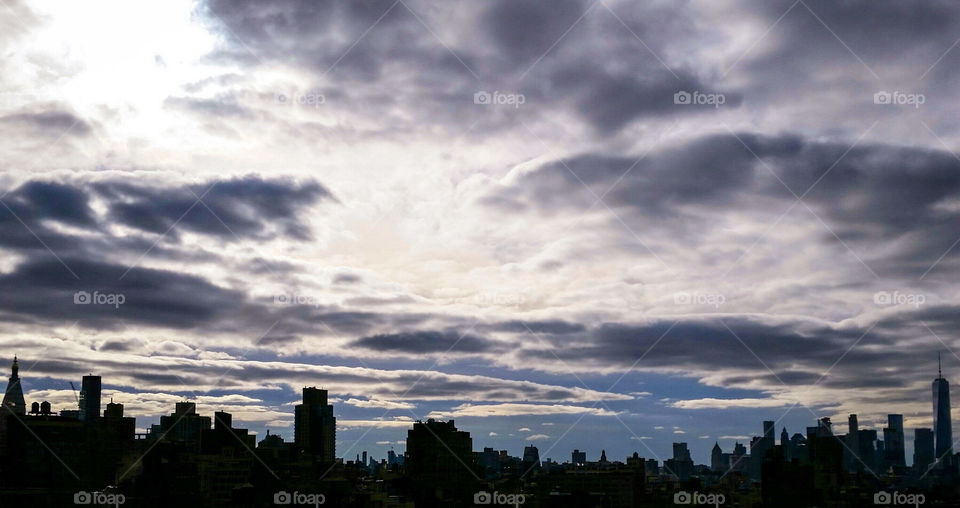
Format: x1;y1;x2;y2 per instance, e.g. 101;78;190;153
1;0;960;468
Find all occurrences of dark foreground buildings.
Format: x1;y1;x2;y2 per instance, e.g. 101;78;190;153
0;356;957;507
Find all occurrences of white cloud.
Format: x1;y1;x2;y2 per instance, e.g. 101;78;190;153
427;404;617;419
343;398;416;410
670;398;792;409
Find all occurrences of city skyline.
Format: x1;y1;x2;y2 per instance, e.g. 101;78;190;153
4;355;956;469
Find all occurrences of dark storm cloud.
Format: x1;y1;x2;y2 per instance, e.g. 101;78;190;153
0;257;245;329
481;0;587;64
507;314;940;393
95;175;331;241
0;253;434;341
350;330;498;354
555;67;742;134
200;0;740;136
484;133;960;277
0;175;345;335
16;352;626;403
2;180;96;229
203;0;429;80
0;175;329;266
746;0;960;74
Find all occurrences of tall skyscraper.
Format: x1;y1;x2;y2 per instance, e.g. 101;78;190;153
882;414;905;468
78;374;101;422
933;354;953;461
711;442;724;471
294;387;336;462
846;414;859;465
914;428;935;473
1;357;25;415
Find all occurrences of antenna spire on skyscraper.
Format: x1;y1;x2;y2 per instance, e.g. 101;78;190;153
939;352;942;378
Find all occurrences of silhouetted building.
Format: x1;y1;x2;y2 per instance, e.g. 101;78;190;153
572;449;586;466
856;429;878;472
78;374;101;423
789;433;808;462
667;442;693;480
1;357;25;415
934;355;953;462
406;419;476;505
750;420;776;479
294;387;335;462
155;401;212;449
914;428;935;473
522;445;541;472
845;414;859;471
882;414;905;470
711;442;723;471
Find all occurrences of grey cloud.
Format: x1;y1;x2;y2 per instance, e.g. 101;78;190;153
200;0;740;136
349;330;499;354
0;109;93;138
478;320;586;335
484;132;960;277
164;95;257;119
0;257;245;329
95;175;332;241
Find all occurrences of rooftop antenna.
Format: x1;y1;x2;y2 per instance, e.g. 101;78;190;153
939;352;943;378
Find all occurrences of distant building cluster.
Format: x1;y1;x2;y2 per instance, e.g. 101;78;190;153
0;356;957;507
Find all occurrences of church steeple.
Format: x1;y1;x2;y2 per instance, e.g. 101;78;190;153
2;356;26;415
